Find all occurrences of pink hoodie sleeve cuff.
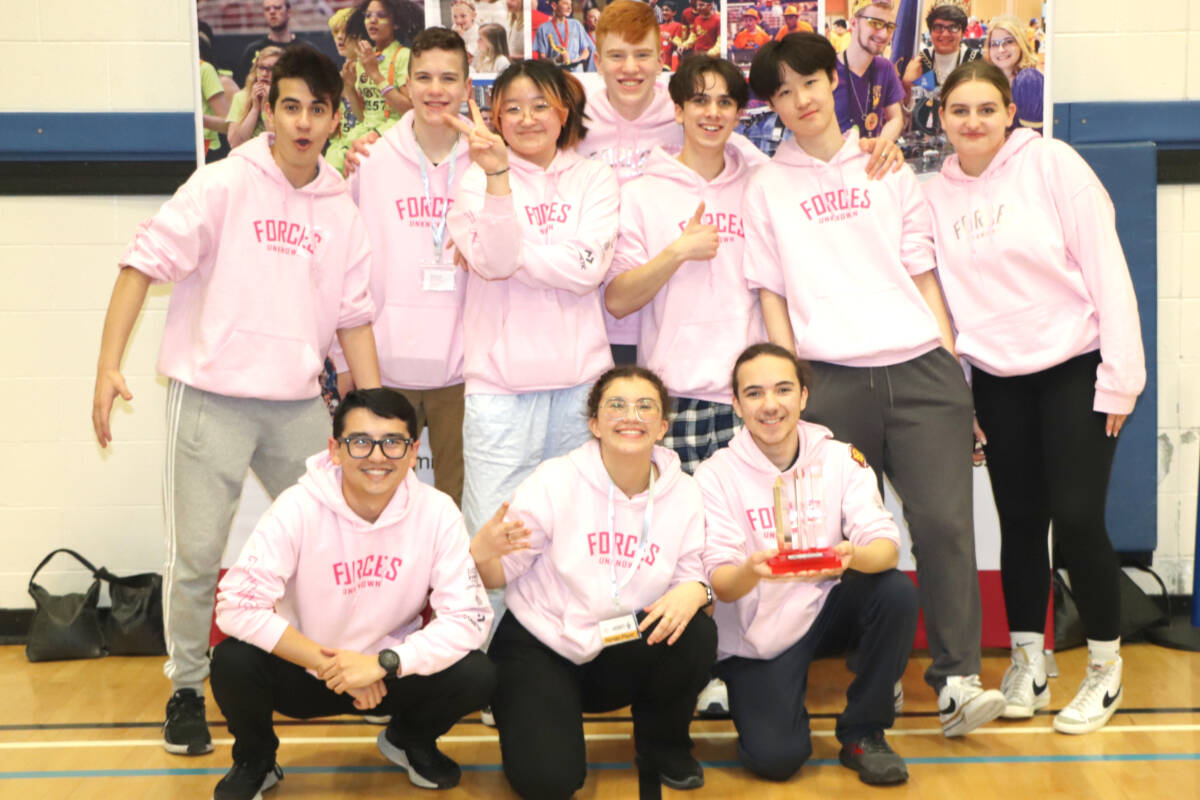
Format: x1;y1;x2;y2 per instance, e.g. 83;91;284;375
1093;388;1137;416
393;641;420;678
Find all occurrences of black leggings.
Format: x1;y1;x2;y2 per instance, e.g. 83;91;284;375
972;351;1120;641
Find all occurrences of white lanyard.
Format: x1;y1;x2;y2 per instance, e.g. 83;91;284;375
606;468;655;607
416;137;458;262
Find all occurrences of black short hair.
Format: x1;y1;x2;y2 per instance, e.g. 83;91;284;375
352;0;425;47
926;4;968;28
668;55;749;110
409;26;470;79
268;45;343;108
731;343;813;398
586;366;670;420
332;388;419;440
748;32;836;100
492;60;589;149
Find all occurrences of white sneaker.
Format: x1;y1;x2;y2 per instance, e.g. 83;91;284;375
696;678;729;717
1053;657;1122;735
479;706;496;728
1000;652;1050;719
893;680;904;715
938;675;1006;737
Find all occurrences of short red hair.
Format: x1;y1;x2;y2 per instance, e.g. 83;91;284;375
594;0;660;52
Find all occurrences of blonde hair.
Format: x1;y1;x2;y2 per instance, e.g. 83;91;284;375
235;45;285;123
328;6;353;31
984;16;1038;75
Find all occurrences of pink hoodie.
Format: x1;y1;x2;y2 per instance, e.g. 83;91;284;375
696;422;901;661
120;132;375;401
578;78;768;346
446;149;618;395
609;145;765;402
500;439;707;664
341;114;473;389
216;452;492;677
923;129;1145;413
742;129;941;367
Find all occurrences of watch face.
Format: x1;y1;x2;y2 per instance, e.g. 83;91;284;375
379;649;399;674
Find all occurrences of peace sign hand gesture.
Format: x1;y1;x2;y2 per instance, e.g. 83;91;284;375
444;97;508;175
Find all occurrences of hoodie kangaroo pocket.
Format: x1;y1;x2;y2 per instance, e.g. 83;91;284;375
378;302;463;387
491;307;582;391
204;330;321;387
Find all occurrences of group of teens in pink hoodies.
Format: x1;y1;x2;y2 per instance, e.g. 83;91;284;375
90;3;1145;797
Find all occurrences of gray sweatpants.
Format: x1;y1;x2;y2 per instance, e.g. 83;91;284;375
802;347;981;691
162;380;330;693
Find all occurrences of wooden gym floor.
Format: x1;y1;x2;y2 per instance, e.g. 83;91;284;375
0;643;1197;799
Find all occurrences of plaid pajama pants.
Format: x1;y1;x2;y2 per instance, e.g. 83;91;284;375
663;397;742;475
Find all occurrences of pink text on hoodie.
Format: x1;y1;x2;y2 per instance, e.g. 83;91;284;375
446;149;618;395
577;77;768;346
922;129;1145;414
742;129;942;367
216;452;492;676
609;144;765;402
339;114;474;390
500;439;707;664
120;132;375;401
696;422;900;661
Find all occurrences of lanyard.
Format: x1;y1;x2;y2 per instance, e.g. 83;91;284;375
550;19;570;54
416;137;458;262
606;468;655;607
842;51;878;133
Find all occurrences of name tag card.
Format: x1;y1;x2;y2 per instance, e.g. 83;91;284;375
422;265;456;292
598;614;641;647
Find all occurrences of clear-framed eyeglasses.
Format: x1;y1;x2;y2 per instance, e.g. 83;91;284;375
340;435;413;459
601;398;663;422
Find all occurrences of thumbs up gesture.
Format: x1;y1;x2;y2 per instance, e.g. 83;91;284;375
670;201;720;263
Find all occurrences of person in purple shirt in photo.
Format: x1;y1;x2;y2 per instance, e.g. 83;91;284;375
834;0;904;157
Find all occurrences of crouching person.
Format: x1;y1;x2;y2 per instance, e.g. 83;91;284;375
696;344;918;785
211;388;495;799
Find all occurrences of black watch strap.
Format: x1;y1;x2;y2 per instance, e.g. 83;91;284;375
698;581;714;607
378;648;400;678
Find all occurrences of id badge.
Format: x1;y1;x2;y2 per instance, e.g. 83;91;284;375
598;613;641;647
421;264;456;292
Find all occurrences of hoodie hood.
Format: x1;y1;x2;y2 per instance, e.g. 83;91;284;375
640;140;751;189
566;438;684;501
232;132;350;198
584;79;678;146
939;127;1040;184
726;420;836;479
508;146;587;178
297;450;414;532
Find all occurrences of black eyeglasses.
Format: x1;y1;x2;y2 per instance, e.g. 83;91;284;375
340;435;413;459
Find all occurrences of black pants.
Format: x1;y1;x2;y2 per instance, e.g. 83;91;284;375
210;638;496;763
489;610;717;800
972;351;1121;640
804;347;980;689
714;570;918;782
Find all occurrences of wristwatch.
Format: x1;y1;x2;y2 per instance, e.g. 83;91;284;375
697;581;714;608
378;648;400;678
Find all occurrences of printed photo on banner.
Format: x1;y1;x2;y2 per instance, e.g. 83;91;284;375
196;0;431;166
727;1;818;68
532;0;598;72
429;0;520;74
893;0;1048;173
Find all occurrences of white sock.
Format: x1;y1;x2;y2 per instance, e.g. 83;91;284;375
1010;632;1045;672
1087;637;1120;666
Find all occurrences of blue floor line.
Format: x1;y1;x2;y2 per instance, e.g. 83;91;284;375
2;752;1198;779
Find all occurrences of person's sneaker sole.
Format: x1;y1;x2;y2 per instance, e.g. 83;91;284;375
1052;686;1122;735
210;765;281;800
837;749;908;785
376;730;444;789
941;689;1006;737
164;739;214;755
1002;690;1050;720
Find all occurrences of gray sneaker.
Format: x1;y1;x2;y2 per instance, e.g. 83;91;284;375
839;730;908;785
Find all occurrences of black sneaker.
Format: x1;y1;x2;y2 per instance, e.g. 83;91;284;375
637;748;705;791
377;729;461;789
838;730;908;785
212;759;283;800
164;689;214;755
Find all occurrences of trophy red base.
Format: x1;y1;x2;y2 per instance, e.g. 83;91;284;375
767;547;842;574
